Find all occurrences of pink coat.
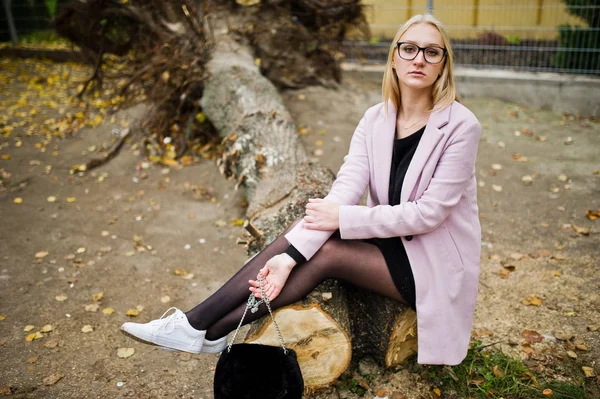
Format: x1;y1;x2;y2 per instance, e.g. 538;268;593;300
285;100;482;365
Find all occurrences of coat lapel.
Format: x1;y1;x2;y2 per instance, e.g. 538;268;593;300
372;102;453;205
372;104;397;205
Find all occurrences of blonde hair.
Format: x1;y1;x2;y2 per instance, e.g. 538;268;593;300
382;14;458;115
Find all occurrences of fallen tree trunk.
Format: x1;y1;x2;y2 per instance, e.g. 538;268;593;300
201;15;417;390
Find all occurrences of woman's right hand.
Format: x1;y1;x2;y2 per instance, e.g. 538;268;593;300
248;254;296;301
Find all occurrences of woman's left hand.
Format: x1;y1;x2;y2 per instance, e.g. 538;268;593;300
303;198;340;231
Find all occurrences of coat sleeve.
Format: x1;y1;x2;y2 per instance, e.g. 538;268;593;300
284;113;371;260
338;120;481;239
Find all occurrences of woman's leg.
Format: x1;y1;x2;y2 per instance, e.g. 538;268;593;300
184;219;303;331
204;234;405;340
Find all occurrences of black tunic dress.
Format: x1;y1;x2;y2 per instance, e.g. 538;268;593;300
364;125;425;310
284;125;425;311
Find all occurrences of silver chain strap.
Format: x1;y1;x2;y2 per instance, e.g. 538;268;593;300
227;275;288;355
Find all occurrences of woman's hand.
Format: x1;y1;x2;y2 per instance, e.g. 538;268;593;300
303;198;340;231
249;254;296;301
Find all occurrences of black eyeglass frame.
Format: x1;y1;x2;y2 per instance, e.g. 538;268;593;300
396;42;447;64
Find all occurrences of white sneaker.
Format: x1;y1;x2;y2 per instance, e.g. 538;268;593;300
202;336;228;354
120;307;205;353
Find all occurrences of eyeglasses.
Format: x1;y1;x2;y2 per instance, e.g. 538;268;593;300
396;42;447;64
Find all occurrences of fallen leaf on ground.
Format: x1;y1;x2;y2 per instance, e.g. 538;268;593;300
66;197;76;203
214;219;227;227
117;347;135;358
586;210;600;220
27;356;38;364
36;251;49;259
522;329;543;343
543;388;553;396
587;325;599;332
571;225;590;235
40;324;53;333
522;295;543;306
510;253;524;261
174;269;187;276
81;325;93;333
24;325;35;332
126;309;139;317
55;294;67;302
26;331;43;342
13;197;22;204
582;366;596;377
47;196;57;202
160;296;171;303
43;374;62;386
92;291;104;301
492;184;502;192
76;247;86;254
492;364;504;378
498;269;510;279
84;304;99;312
102;307;115;315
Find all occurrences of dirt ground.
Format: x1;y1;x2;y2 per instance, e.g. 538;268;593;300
0;59;599;398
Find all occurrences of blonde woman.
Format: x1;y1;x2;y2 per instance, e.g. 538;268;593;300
122;14;481;366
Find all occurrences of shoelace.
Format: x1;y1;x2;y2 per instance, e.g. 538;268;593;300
153;307;179;334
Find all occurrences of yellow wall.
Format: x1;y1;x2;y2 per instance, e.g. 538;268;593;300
362;0;588;40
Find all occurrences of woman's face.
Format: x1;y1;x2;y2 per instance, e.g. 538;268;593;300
393;23;445;92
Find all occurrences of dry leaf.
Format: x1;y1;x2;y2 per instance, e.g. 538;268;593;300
491;163;503;170
102;307;115;315
92;291;104;301
36;251;49;259
126;309;139;317
27;356;38;364
43;374;62;386
160;296;171;303
571;225;590;235
521;175;533;185
522;329;543;343
214;219;227;227
40;324;53;333
558;174;568;182
76;247;86;254
13;197;22;204
84;304;99;312
24;325;35;332
582;366;595;377
117;347;135;358
522;295;542;306
26;331;43;342
498;269;510;279
510;253;524;261
492;365;504;378
47;196;57;202
66;197;76;203
81;325;93;333
543;388;553;397
55;294;68;302
492;184;502;192
585;210;600;220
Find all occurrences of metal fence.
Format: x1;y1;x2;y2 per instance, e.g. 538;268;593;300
345;0;600;74
2;0;599;74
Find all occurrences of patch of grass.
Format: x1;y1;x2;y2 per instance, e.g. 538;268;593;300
420;341;589;399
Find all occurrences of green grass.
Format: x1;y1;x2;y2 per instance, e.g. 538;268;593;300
420;341;590;399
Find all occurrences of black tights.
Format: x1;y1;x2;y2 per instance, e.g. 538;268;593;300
185;219;408;341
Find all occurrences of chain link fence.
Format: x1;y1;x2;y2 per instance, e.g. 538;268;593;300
345;0;599;74
2;0;599;74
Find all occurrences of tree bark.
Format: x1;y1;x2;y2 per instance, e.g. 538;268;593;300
201;15;417;389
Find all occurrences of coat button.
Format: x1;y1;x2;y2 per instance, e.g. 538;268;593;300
405;235;413;241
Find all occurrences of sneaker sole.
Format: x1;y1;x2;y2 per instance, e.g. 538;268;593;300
119;329;202;354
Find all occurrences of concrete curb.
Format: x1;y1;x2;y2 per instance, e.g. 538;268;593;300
341;62;600;117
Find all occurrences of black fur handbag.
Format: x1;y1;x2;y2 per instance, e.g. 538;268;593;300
213;277;304;399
